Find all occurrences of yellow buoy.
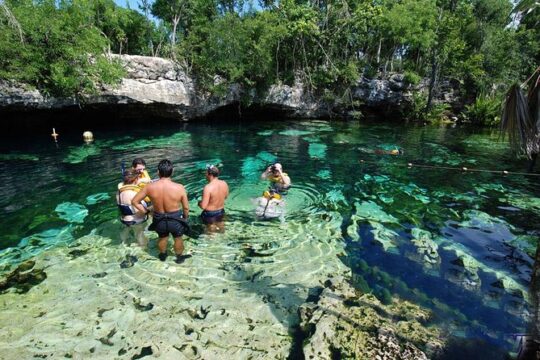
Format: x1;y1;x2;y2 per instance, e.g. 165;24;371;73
83;131;94;143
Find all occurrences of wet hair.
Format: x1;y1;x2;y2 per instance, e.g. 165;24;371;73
132;158;146;168
123;169;139;184
158;159;173;178
206;165;220;177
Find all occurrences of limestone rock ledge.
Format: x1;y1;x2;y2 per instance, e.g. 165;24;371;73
0;54;462;121
299;276;443;360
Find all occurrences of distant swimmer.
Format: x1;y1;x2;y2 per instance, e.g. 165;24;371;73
132;159;191;264
198;164;229;233
358;147;404;156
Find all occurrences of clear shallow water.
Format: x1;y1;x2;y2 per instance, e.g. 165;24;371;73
0;120;539;355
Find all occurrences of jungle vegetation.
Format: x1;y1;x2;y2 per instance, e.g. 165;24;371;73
0;0;538;124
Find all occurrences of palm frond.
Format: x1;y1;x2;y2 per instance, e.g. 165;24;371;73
526;68;540;156
500;84;536;157
527;67;540;125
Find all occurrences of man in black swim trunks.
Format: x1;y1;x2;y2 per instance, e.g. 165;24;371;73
132;159;191;264
198;165;229;233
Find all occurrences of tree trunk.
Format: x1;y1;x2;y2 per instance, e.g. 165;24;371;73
376;38;382;66
528;153;538;173
171;15;180;46
426;49;438;110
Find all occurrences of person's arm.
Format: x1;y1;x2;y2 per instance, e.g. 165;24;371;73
181;189;190;219
198;185;210;210
261;166;272;180
132;187;149;214
281;173;291;187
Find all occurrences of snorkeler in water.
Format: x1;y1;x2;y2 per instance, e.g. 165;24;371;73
358;147;404;156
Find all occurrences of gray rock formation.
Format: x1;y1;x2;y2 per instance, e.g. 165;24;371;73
0;54;460;121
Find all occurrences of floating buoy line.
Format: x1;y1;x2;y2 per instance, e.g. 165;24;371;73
359;158;540;177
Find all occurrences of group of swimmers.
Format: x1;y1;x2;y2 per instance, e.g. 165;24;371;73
116;158;291;264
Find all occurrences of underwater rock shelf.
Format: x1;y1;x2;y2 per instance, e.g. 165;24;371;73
299;276;442;359
0;227;443;359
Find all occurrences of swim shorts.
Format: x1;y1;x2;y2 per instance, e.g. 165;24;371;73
201;209;225;224
151;211;189;238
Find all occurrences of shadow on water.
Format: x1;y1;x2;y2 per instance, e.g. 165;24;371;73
226;263;309;359
434;337;513;360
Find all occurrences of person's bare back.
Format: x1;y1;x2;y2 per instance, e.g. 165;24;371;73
201;179;229;211
131;159;191;263
198;166;228;230
145;178;188;214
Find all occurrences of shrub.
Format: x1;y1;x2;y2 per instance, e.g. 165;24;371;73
403;70;421;86
463;94;502;126
405;92;450;123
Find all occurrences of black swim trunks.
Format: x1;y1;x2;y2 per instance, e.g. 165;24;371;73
150;211;189;238
201;209;225;224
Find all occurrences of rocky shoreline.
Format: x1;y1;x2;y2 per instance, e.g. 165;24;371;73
0;54;461;125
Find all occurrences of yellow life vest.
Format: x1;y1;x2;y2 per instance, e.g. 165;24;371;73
263;190;282;200
117;183;151;203
138;170;151;184
269;172;288;183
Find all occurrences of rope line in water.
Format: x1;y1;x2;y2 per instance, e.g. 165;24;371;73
358;159;540;177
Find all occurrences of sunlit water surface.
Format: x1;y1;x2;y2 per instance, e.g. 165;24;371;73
1;120;539;356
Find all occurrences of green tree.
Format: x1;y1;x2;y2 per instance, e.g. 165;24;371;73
152;0;191;47
0;0;124;96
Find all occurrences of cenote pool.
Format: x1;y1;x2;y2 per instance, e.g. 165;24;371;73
0;120;538;358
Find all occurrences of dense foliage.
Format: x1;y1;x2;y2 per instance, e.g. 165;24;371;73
0;0;538;122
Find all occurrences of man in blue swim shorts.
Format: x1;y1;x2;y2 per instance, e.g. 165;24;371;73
198;165;229;233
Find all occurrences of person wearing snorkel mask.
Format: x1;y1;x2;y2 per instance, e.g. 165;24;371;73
198;164;229;232
131;158;151;186
261;163;291;195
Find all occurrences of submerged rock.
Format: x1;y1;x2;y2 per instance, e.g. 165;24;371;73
299;276;442;359
369;221;400;253
120;255;138;269
407;228;440;269
0;260;47;293
55;202;88;224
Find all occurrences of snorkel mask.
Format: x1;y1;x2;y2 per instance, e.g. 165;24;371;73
205;164;220;176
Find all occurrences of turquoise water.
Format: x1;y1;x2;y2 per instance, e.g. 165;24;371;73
0;120;538;355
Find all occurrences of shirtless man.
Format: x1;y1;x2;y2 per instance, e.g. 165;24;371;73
132;159;191;264
198;165;229;233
